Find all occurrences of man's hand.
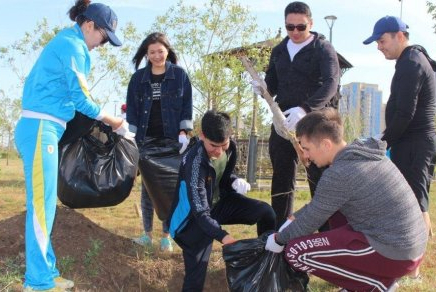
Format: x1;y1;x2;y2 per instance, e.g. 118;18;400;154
265;233;284;253
114;120;136;140
251;79;267;96
178;134;189;154
222;234;237;245
231;178;251;195
283;107;306;131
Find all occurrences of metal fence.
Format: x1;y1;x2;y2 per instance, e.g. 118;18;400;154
235;138;272;179
234;138;308;188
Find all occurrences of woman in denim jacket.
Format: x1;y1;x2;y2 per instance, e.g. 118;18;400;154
126;32;193;252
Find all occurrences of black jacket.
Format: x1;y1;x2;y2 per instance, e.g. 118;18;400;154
383;45;436;147
169;140;239;242
265;32;340;112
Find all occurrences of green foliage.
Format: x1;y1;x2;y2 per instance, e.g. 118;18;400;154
0;19;144;125
58;256;76;276
0;255;24;289
84;239;103;277
0;91;21;155
342;111;363;142
427;1;436;33
151;0;278;137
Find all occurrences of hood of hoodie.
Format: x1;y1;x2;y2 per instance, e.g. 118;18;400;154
334;138;387;163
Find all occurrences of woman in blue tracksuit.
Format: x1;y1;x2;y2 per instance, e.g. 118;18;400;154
126;32;193;252
15;1;133;291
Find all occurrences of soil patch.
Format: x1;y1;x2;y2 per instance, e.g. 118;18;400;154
0;206;229;291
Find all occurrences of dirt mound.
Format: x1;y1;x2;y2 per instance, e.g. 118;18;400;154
0;206;229;292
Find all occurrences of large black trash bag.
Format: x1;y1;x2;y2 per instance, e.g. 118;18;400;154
223;232;309;292
58;121;139;208
59;111;96;147
138;136;197;221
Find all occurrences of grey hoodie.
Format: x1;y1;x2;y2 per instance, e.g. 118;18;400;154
276;138;428;260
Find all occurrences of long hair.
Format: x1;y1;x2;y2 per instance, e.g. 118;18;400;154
68;0;90;23
132;32;178;70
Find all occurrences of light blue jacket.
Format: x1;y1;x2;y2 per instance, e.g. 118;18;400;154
22;24;100;123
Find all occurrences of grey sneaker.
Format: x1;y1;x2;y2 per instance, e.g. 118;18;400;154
54;276;74;289
398;274;422;287
133;234;153;246
386;281;399;292
160;237;174;252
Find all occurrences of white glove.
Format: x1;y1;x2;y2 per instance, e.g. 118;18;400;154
278;219;293;232
373;133;383;140
231;178;251;195
114;120;136;140
283;107;306;132
251;79;267;96
178;134;190;154
265;233;284;253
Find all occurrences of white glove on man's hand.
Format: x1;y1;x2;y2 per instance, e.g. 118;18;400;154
251;79;267;96
114;120;136;140
179;134;190;154
278;219;293;232
283;107;306;131
265;233;284;253
231;178;251;195
373;133;384;140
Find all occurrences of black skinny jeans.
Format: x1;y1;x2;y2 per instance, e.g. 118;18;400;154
174;192;276;292
269;126;328;230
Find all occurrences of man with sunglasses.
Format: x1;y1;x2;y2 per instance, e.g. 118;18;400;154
252;1;340;229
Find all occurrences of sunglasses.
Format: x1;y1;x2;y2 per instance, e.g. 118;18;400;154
285;23;308;32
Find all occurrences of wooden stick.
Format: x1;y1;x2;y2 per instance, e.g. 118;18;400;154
238;56;308;165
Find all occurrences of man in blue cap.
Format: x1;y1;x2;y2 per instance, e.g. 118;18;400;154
363;16;436;281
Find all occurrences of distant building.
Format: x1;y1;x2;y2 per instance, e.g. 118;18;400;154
339;82;384;138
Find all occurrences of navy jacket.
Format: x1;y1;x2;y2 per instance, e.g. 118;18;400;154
265;32;340;112
383;45;436;147
126;61;193;144
169;140;239;242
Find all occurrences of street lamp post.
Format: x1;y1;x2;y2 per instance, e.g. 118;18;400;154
324;15;337;44
399;0;403;19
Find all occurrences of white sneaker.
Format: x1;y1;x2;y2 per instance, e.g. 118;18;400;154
54;277;74;289
386;281;399;292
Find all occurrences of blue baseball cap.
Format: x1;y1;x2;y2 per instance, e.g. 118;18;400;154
82;3;122;46
363;16;409;45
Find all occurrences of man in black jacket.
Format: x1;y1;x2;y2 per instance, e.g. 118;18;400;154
169;110;276;292
364;15;436;278
252;1;340;227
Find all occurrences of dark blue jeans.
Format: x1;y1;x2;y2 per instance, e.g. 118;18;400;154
141;183;169;234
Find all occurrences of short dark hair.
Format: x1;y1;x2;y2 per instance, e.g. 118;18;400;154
201;110;232;143
296;108;343;144
284;1;312;18
389;31;409;40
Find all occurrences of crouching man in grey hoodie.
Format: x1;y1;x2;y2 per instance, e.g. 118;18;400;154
265;108;428;291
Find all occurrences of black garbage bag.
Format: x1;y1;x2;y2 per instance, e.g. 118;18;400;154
138;136;197;221
223;232;309;292
59;111;96;147
58;121;139;208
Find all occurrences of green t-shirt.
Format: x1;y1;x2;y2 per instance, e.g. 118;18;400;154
211;152;228;206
